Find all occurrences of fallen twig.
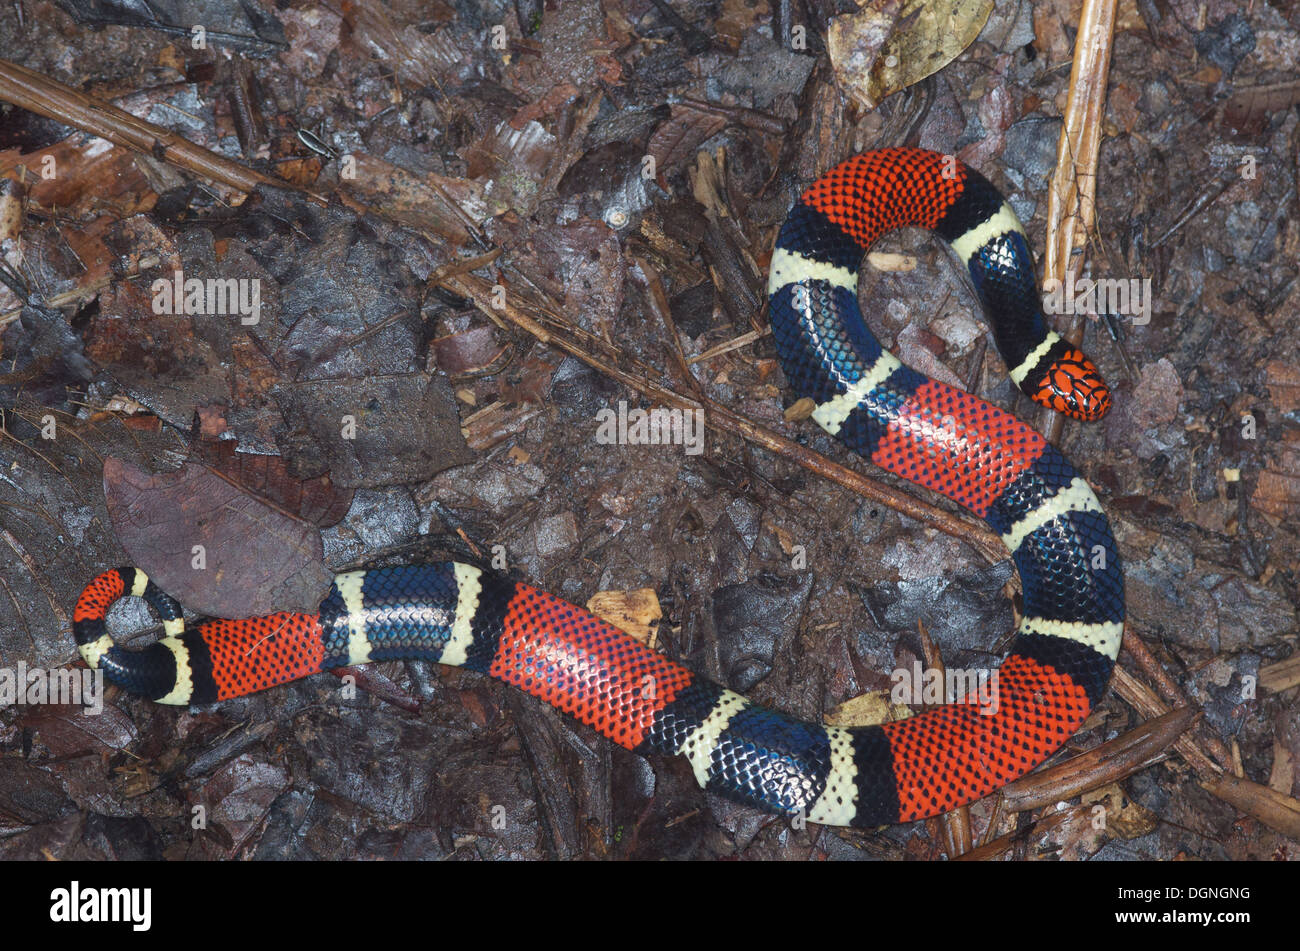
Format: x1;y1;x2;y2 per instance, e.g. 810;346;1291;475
1000;706;1198;813
0;57;358;213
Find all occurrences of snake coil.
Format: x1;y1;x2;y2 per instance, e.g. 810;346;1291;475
74;148;1124;826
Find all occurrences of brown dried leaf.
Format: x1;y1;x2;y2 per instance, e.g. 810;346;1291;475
343;153;496;243
432;325;506;375
1221;81;1300;140
18;702;138;757
513;219;626;339
197;439;354;529
784;397;817;421
1251;430;1300;522
86;279;230;417
0;137;156;219
497;353;558;405
714;0;768;52
648;106;727;176
103;456;333;617
585;589;663;645
195;753;290;858
0;176;22;245
1080;782;1159;839
0;762;68;825
1268;735;1294;796
1253;469;1300;522
824;691;912;727
1263;360;1300;414
274;373;474;489
1041;800;1107;861
342;0;464;87
829;0;994;110
511;82;581;129
120;414;162;433
464;120;557;214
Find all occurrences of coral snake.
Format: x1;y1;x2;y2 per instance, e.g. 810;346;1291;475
73;148;1124;827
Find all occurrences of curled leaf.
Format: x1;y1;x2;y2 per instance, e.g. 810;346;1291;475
829;0;994;110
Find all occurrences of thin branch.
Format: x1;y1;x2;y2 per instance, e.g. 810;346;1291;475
0;57;356;212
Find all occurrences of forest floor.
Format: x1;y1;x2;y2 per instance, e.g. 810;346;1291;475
0;0;1297;860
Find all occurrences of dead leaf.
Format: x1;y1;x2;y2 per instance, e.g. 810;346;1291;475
194;754;290;858
824;690;912;727
1081;782;1159;839
829;0;994;110
19;703;138;757
648;105;728;176
586;588;663;644
1268;735;1294;796
432;325;507;375
1222;81;1300;140
103;456;333;617
196;439;354;529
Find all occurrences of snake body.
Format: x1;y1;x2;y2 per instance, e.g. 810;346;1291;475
73;148;1124;826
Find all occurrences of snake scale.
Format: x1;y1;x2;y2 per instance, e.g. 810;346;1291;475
74;148;1125;827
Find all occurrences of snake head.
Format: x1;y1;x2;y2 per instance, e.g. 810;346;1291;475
1027;348;1112;421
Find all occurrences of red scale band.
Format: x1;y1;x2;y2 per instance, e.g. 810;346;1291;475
73;569;127;624
883;653;1090;821
801;148;964;250
872;381;1046;518
200;613;327;700
489;584;693;750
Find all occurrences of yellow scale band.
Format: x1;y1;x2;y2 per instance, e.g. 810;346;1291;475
1020;617;1123;659
80;633;114;669
156;638;193;705
811;352;903;436
1000;476;1103;551
767;246;858;296
677;689;749;788
439;563;482;668
334;571;372;665
1009;330;1062;386
948;201;1026;263
807;726;859;825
